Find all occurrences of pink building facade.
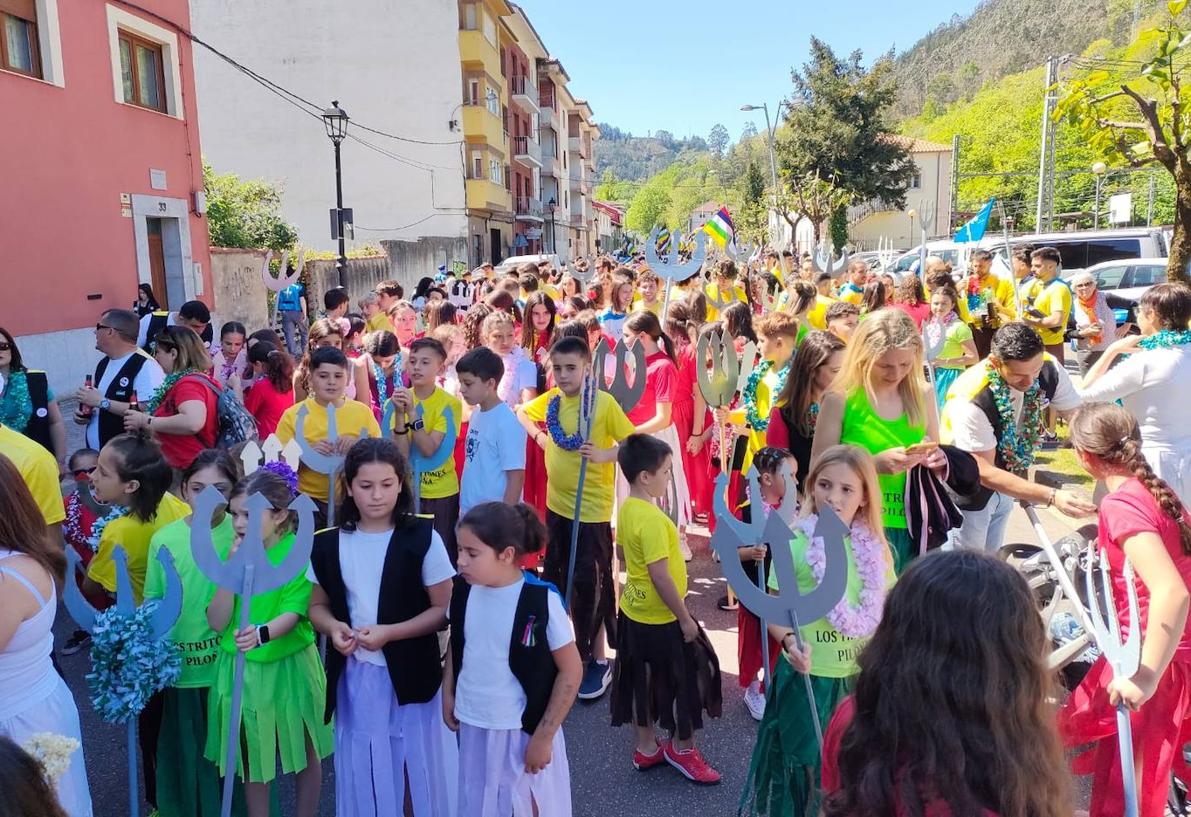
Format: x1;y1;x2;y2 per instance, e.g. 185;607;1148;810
0;0;210;392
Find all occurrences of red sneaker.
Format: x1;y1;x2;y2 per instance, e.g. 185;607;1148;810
632;740;668;771
664;743;721;784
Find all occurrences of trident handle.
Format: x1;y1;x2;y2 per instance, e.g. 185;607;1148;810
218;563;255;817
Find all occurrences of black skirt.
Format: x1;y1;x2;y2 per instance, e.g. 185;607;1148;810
609;611;723;741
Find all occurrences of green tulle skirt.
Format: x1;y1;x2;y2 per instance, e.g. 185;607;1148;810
738;661;853;817
204;644;334;784
156;686;248;817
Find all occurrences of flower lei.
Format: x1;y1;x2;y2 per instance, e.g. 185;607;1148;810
86;601;182;723
987;366;1045;473
743;358;792;431
372;353;403;407
966;275;990;316
0;368;32;431
799;515;888;638
21;733;80;786
87;504;129;551
924;312;958;361
546;377;595;451
806;401;820;433
1138;329;1191;351
145;369;199;413
64;492;101;552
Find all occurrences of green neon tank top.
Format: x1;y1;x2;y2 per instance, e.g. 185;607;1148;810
838;388;925;529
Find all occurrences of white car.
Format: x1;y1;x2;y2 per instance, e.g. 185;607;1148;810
495;253;561;274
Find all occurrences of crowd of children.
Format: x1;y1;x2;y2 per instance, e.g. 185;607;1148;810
3;250;1191;817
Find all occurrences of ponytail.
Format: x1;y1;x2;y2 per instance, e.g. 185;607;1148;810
1071;403;1191;553
458;501;546;556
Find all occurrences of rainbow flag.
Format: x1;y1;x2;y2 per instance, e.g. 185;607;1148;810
704;206;735;246
655;226;671;254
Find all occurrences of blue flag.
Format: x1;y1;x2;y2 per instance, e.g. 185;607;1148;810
954;198;996;243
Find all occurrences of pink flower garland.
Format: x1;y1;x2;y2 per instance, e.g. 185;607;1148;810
797;515;888;638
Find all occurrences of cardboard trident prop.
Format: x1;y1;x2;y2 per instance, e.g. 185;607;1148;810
382;399;457;513
645;227;707;314
710;464;799;690
708;470;850;746
813;239;849;280
1085;546;1142;817
876;236;897;273
65;546;182;817
190;485;317;817
258;249;306;327
238;434;302;477
294;402;370;526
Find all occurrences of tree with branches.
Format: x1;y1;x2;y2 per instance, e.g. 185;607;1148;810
1057;2;1191;282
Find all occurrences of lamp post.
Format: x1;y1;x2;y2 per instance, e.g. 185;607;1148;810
907;208;917;249
547;197;557;254
741;101;786;245
1092;161;1107;229
322;100;350;287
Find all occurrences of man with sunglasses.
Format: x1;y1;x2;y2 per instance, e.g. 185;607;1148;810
75;309;164;449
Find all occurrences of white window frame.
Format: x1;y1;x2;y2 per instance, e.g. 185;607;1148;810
489;158;501;184
105;4;183;119
0;0;63;86
910;170;921;190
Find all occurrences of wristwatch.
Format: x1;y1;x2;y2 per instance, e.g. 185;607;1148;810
409;418;425;432
257;625;271;646
99;398;111;412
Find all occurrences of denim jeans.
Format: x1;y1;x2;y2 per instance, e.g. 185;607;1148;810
947;490;1015;553
280;309;307;355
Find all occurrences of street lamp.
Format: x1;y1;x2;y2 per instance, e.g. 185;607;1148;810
547;197;557;254
907;208;917;248
322;100;350;287
1092;161;1108;229
741;102;786;245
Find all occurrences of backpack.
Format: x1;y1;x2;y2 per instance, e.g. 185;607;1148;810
277;284;303;312
192;376;259;448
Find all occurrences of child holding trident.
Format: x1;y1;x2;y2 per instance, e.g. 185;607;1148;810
740;445;895;817
518;336;635;701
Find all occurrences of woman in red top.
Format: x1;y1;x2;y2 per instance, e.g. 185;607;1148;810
821;550;1071;817
621;309;691;553
123;325;218;470
237;341;295;439
892;273;931;330
1062;403;1191;817
665;301;713;522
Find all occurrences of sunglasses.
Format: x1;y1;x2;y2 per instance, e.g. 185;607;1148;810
95;323;115;332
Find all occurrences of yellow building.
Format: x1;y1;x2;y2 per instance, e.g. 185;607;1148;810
458;0;514;265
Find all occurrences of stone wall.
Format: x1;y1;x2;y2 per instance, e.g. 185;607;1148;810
209;248;271;331
303;236;470;311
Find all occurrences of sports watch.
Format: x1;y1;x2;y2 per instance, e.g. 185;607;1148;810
257;625;271;646
409;418;425;432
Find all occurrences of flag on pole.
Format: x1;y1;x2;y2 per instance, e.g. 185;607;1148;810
704;206;735;247
656;226;671;254
954;197;996;243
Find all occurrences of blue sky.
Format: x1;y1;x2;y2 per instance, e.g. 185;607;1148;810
519;0;983;140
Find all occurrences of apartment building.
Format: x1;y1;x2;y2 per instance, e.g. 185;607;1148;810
2;0;212;393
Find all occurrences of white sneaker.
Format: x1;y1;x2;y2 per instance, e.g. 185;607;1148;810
744;680;766;721
679;534;693;562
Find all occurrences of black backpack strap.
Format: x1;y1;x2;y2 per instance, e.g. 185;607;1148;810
449;576;471;684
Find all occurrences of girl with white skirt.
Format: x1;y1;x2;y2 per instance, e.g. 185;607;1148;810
307;438;458;817
445;502;583;817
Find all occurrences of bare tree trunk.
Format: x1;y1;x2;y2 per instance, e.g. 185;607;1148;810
1170;167;1191;285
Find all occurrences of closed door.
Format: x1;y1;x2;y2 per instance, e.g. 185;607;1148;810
490;228;502;264
146;218;168;305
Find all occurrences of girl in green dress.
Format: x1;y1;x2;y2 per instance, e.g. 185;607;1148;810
739;445;895;817
205;469;333;817
811;309;947;573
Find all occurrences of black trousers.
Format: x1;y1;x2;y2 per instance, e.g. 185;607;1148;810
544;509;616;663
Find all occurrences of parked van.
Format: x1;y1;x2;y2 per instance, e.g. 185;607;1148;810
1000;227;1167;273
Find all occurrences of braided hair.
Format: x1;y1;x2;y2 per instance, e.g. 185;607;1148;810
1070;402;1191;553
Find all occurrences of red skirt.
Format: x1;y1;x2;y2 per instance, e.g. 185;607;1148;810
523;430;547;520
453;420;468;480
1059;655;1191;817
673;402;714;520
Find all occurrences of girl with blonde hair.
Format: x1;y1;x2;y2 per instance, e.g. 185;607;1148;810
811;308;946;573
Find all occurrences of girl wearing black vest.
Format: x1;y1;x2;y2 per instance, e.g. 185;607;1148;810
307;438;457;817
0;327;65;466
445;502;582;817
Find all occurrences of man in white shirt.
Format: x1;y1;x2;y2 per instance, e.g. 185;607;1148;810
75;309;165;449
941;322;1095;551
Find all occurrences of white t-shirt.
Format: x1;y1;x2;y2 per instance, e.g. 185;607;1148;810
460;402;527;515
945;362;1081;453
498;348;538;408
451;578;573;730
85;351;166;449
1077;346;1191;450
305;527;454;667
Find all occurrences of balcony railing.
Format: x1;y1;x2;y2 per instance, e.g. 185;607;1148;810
509;75;540;113
512;135;542;166
515;195;545;219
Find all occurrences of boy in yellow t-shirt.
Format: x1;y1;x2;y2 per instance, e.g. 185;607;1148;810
518;335;636;698
276;346;381;523
632;269;663;317
389;337;463;555
610;434;720;782
836;259;868;306
704;259;748;322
